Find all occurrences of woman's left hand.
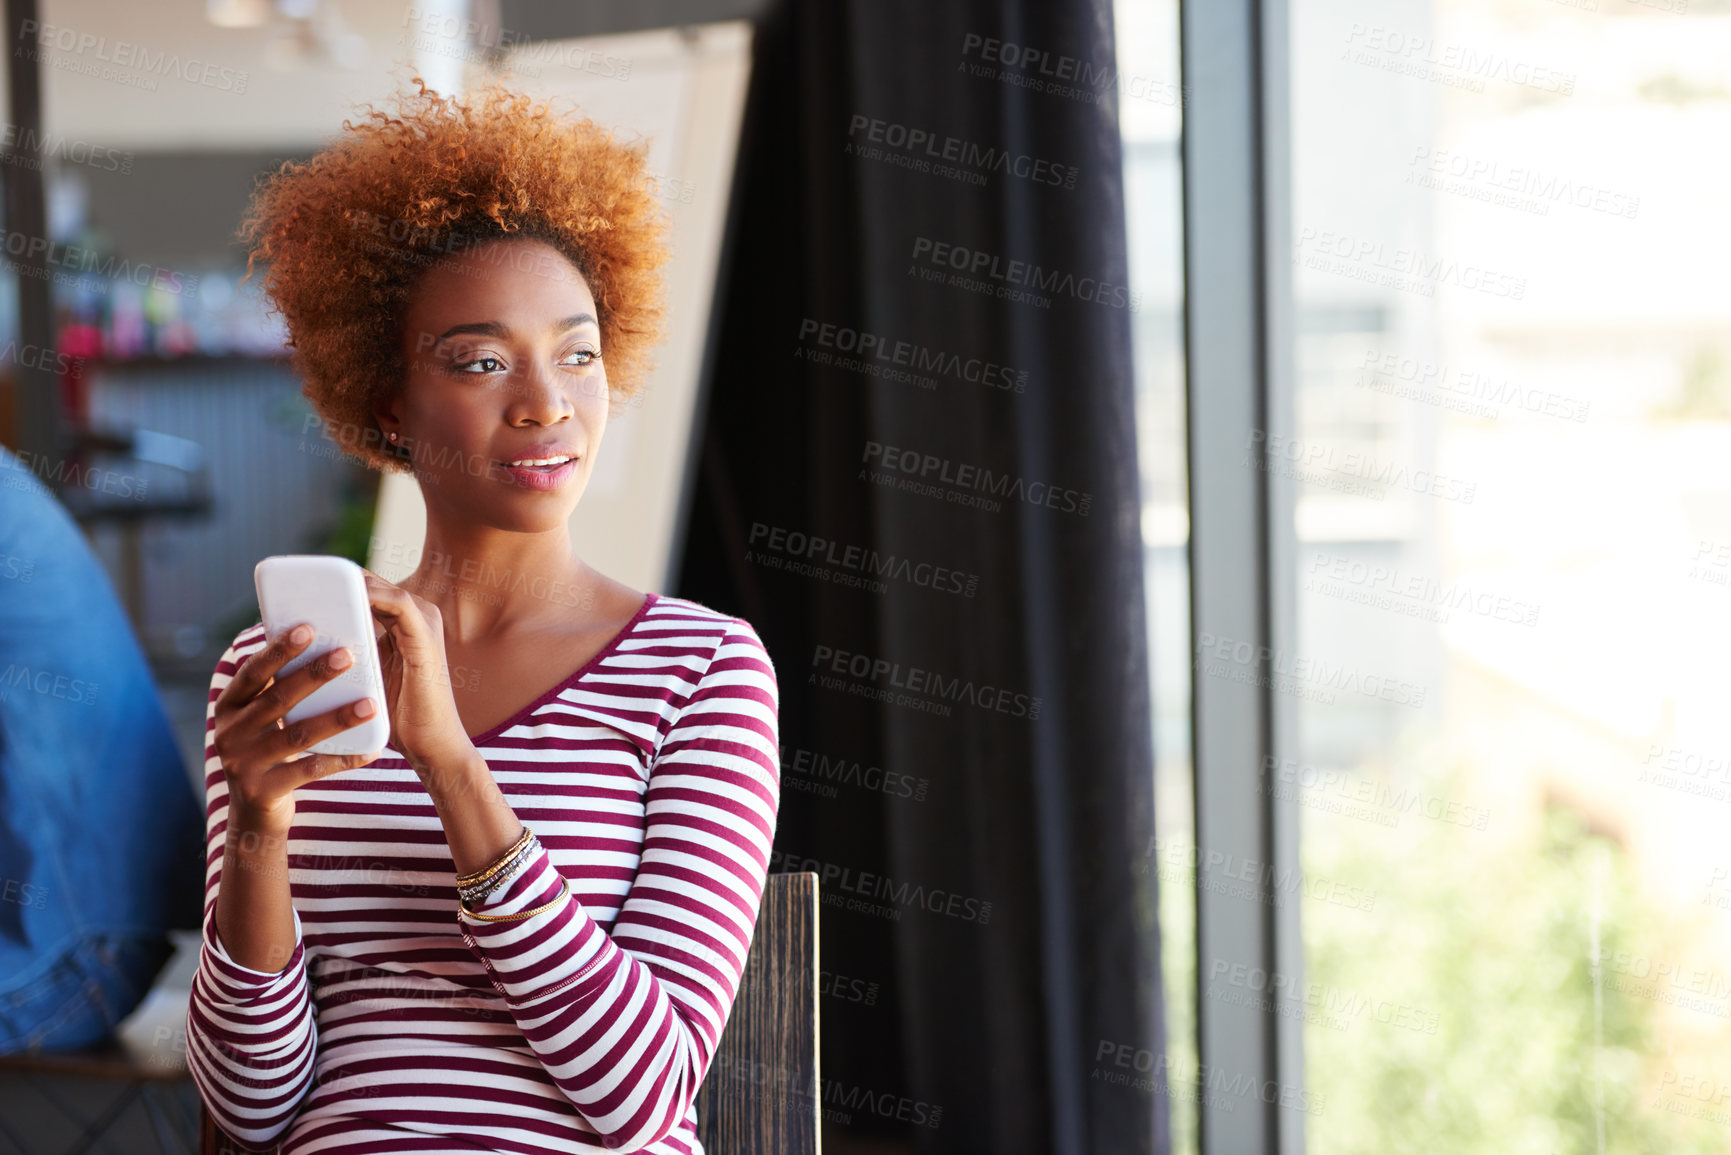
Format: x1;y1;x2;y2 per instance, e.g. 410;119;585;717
360;568;476;780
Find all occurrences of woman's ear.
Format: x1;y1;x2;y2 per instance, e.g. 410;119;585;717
373;398;403;452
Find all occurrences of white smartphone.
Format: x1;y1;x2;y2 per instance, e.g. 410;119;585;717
252;554;391;756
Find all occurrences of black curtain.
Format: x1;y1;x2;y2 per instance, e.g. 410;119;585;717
675;2;1163;1151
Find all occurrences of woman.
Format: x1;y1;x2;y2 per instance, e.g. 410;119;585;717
186;80;780;1154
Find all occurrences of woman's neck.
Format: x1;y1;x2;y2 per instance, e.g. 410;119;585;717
398;525;594;644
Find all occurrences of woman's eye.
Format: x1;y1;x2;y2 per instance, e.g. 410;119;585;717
454;355;504;374
562;348;601;367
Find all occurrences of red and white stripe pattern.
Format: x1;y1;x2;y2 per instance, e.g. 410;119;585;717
185;592;780;1153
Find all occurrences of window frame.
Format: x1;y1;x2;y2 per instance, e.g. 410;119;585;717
1177;0;1305;1151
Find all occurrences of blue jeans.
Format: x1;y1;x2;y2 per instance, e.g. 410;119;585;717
0;445;205;1050
0;933;172;1053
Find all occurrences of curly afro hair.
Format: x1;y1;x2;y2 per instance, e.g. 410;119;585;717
239;77;671;474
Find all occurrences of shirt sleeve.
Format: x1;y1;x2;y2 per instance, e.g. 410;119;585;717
184;625;320;1149
456;618;781;1153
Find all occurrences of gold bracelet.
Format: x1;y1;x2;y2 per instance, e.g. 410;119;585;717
455;825;533;889
460;839;537;905
462;875;571;923
455;825;531;887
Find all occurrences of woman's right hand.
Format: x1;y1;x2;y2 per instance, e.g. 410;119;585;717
210;622;383;830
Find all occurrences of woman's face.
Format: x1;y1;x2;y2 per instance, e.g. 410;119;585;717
381;236;611;533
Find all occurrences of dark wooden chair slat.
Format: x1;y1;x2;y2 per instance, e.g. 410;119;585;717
696;871;821;1155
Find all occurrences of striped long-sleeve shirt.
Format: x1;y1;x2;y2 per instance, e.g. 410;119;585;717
185;592;780;1153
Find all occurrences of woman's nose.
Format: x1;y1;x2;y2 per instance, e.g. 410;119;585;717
504;359;574;426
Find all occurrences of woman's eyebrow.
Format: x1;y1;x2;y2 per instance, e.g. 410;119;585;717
433;313;597;343
436;321;508;342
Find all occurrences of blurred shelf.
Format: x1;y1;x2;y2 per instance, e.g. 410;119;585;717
0;353;291;384
80;352;290;370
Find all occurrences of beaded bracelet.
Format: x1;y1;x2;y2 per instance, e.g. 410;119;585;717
455;825;532;887
457;832;539;905
461;838;539;906
455;826;532;893
459;829;535;891
462;875;571;923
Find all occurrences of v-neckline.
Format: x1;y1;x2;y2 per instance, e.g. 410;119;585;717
461;591;659;748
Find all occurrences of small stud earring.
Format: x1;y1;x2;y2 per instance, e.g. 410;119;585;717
389;432;398;442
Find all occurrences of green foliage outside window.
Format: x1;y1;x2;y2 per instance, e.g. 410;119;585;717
1160;760;1731;1154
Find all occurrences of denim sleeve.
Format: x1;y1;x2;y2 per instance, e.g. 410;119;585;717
0;444;204;997
183;625;318;1148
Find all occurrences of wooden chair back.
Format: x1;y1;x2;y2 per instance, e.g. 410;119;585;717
696;870;822;1155
201;871;821;1155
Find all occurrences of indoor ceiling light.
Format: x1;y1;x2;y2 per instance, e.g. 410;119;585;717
205;0;269;28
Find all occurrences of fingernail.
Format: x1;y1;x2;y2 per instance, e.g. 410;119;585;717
355;698;375;717
290;624;312;644
330;648;353;670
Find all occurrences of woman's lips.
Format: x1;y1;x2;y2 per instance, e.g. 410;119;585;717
497;458;579;491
